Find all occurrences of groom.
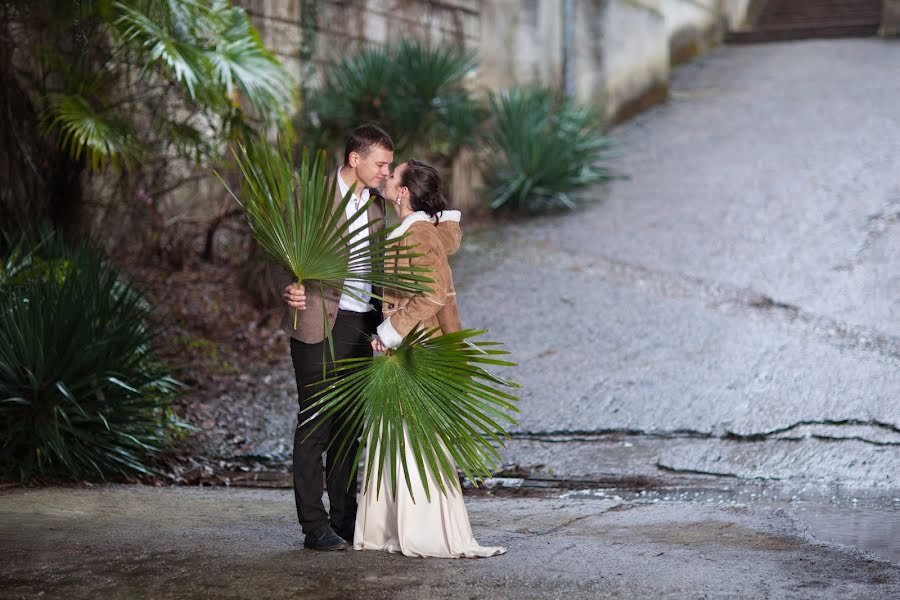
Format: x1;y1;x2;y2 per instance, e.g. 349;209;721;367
277;124;393;551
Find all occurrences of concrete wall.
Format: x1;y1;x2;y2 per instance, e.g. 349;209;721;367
881;0;900;35
479;0;563;91
241;0;753;127
661;0;725;63
478;0;747;123
722;0;755;28
597;0;670;123
237;0;753;206
239;0;479;89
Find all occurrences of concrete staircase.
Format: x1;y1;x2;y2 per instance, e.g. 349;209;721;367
728;0;883;42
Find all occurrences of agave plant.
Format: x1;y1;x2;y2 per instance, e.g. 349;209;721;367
0;241;181;481
220;138;434;335
482;86;614;213
302;327;520;502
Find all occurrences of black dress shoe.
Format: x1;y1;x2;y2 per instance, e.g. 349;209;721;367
303;528;349;551
336;527;355;545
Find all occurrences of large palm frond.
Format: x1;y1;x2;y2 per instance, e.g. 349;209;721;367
220;138;434;328
114;0;295;116
115;1;210;101
303;327;520;502
206;4;296;119
44;94;141;170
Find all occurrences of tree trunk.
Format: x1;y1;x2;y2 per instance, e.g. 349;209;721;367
46;149;86;240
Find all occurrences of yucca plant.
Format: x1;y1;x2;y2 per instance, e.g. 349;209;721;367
482;86;614;213
303;327;520;502
220;138;434;335
0;241;182;481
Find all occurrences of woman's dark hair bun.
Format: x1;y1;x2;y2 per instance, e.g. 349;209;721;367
400;159;446;219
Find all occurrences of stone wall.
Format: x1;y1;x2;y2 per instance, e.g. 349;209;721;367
237;1;754;206
241;0;752;126
477;0;746;124
881;0;900;35
239;0;479;89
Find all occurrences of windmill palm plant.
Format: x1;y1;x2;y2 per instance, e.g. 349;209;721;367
482;86;614;213
303;327;520;502
46;0;297;170
305;40;481;160
3;0;295;235
221;138;434;336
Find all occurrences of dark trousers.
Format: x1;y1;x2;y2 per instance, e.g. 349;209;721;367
290;309;375;539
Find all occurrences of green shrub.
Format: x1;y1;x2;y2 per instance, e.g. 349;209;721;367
0;241;181;481
304;40;482;162
482;87;613;213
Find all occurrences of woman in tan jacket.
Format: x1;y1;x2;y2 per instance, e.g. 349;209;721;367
356;159;506;558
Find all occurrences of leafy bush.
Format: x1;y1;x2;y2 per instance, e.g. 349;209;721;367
0;240;181;481
481;87;613;213
305;40;482;162
3;1;295;242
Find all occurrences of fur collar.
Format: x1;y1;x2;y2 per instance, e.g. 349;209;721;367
387;210;461;240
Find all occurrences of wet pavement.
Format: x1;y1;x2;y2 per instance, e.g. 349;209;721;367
452;37;899;479
1;485;898;599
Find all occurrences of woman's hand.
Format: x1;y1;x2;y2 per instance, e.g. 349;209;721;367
371;336;387;354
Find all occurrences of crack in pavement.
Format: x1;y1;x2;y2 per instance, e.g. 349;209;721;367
835;196;900;271
656;463;741;479
724;419;900;444
511;429;715;441
528;514;594;536
512;419;900;447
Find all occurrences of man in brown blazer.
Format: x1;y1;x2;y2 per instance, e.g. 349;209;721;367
278;124;393;551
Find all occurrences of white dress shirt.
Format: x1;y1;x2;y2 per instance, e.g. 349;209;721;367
337;169;373;313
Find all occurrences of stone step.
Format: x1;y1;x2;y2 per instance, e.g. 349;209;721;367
727;0;882;42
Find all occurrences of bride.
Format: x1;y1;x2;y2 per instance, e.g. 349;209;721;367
355;158;506;559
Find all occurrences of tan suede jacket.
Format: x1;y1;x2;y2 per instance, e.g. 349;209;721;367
269;172;385;344
376;210;462;348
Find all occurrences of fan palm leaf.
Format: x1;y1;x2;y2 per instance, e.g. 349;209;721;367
220;138;434;330
44;95;141;171
114;1;295;117
115;1;210;101
206;5;296;118
302;327;520;502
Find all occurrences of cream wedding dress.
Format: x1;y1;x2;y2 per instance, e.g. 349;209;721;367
353;428;506;558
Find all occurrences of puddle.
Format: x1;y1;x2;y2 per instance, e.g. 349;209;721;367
796;503;900;565
560;482;900;564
